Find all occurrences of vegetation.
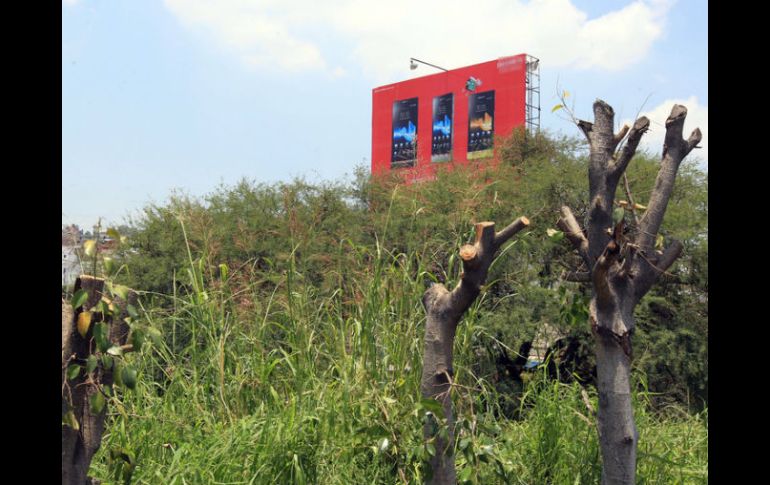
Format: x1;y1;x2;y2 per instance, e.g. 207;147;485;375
69;129;706;483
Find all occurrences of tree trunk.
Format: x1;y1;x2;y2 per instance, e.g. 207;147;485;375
62;276;136;485
420;217;529;484
559;100;701;484
593;305;637;485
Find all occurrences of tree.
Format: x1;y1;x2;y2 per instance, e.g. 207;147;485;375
62;276;139;485
420;216;529;484
557;100;701;484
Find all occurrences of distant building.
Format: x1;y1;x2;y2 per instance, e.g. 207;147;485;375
62;246;81;287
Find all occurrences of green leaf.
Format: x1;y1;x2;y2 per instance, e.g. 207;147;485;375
93;322;110;352
113;285;130;301
84;239;97;257
147;327;163;347
94;300;108;315
71;289;88;310
107;227;121;241
551;104;564;113
425;442;436;457
131;329;145;352
458;466;473;482
613;207;625;224
103;257;115;274
101;354;113;370
127;304;139;320
114;362;124;387
121;366;137;390
86;355;98;374
90;390;106;414
219;263;229;281
67;364;81;380
107;346;124;356
418;398;445;419
63;409;79;430
459;437;471;451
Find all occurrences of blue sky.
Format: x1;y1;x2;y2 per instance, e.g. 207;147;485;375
62;0;707;230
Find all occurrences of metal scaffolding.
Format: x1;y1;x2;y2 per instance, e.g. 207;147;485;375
525;55;541;134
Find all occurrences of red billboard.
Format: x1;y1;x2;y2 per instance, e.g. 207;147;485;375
371;54;531;182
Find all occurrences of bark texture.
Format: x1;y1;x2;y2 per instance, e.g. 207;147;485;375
62;276;137;485
559;100;701;485
420;217;529;484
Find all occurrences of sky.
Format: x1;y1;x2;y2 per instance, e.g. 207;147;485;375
62;0;707;230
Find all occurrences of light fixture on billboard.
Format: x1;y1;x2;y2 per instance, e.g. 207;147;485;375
409;58;448;72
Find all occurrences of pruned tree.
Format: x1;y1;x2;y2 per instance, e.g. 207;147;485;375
62;276;138;485
420;216;529;484
557;100;701;484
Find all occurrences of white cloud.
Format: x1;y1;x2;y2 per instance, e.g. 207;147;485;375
163;0;672;79
620;96;707;167
163;0;327;72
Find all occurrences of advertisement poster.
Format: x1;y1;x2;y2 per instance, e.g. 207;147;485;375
391;97;419;168
467;90;495;159
431;93;453;162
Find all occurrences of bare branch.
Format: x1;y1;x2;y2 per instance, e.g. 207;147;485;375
637;105;700;251
557;206;590;266
656;239;684;274
613;124;630;148
622;174;641;226
687;128;703;154
591;100;617;158
450;222;495;313
635;239;684;297
593;100;615;132
611;116;650;180
562;270;591;282
578;120;593;142
494;216;530;250
475;221;497;249
459;244;480;271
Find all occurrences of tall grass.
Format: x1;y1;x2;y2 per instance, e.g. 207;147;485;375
92;220;707;484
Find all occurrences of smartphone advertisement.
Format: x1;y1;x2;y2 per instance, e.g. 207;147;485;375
391;97;419;168
467;90;495;159
431;93;453;162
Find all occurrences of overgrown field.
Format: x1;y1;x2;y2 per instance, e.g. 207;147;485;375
84;131;707;483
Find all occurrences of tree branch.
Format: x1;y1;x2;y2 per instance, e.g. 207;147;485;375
557;206;590;266
562;270;591;282
635;239;684;297
493;216;530;250
613;124;630;148
622;174;641;226
637;105;701;252
656;239;684;274
578;120;593;142
448;222;494;311
687;128;703;154
611;116;650;180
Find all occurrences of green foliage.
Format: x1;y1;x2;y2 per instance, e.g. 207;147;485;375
86;129;706;482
